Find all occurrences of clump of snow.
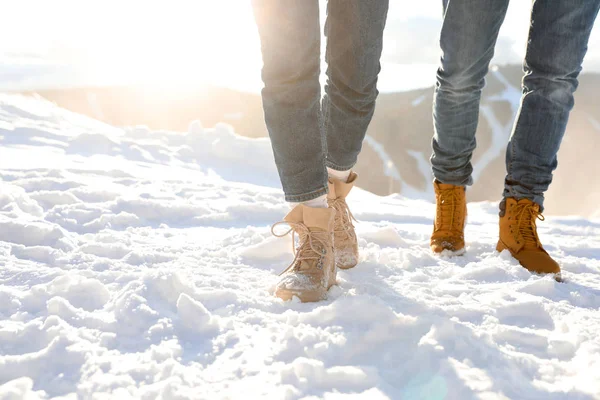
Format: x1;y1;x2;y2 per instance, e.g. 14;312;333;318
176;293;220;335
1;94;600;398
0;377;46;400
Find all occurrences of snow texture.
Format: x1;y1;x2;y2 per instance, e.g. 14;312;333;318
1;94;600;399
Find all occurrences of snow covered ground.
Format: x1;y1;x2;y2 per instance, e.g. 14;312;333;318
0;94;600;399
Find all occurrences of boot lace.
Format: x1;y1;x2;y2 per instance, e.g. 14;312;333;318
513;203;545;248
271;222;330;276
329;197;357;240
436;188;463;232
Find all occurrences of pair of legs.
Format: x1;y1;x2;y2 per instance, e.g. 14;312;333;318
252;0;388;202
432;0;600;210
431;0;600;276
253;0;388;301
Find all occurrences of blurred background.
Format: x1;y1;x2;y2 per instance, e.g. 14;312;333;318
3;0;600;216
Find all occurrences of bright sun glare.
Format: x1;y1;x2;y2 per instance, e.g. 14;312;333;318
3;1;600;92
91;2;263;89
2;1;263;91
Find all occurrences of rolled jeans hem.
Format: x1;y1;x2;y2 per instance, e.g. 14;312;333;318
325;159;356;172
431;172;473;187
284;186;329;203
501;193;545;213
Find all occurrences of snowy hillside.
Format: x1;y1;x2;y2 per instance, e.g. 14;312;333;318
28;64;600;217
1;95;600;399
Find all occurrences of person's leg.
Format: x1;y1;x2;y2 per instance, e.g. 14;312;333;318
321;0;388;269
253;1;334;302
252;0;327;203
497;0;600;278
431;0;509;186
503;0;600;210
323;0;389;173
430;0;509;254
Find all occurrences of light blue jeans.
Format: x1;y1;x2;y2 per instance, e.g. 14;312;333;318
432;0;600;211
253;0;389;202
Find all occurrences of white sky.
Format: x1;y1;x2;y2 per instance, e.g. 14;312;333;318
1;0;599;90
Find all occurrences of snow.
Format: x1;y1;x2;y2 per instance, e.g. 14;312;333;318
0;94;600;399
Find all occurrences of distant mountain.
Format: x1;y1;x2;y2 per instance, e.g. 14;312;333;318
28;65;600;216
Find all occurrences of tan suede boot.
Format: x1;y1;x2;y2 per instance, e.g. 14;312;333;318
327;172;359;269
271;204;336;302
431;181;467;254
496;198;560;277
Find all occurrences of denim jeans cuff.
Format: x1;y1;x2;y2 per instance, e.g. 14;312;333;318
501;195;545;213
285;186;329;203
325;160;356;172
432;172;473;187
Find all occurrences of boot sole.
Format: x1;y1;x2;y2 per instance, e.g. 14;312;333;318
442;248;465;257
275;281;336;303
431;246;466;256
275;289;326;303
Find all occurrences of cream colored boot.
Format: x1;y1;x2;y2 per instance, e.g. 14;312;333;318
272;204;336;302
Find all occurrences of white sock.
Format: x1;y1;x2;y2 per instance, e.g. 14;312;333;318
327;167;351;182
289;194;328;209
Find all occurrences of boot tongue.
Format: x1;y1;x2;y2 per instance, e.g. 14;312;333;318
433;181;459;192
284;204;305;224
284;205;334;273
519;199;540;211
434;181;465;193
437;183;456;191
329;172;357;199
437;190;456;229
433;182;466;232
517;199;541;249
284;204;335;231
303;206;335;231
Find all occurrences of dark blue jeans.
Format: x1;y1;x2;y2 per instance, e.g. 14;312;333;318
252;0;388;202
432;0;600;211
